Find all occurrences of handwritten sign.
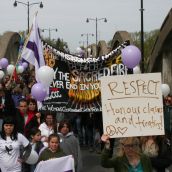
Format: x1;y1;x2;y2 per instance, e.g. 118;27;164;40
100;73;164;138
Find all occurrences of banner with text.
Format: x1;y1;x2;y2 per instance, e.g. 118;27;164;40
41;41;131;112
100;73;164;138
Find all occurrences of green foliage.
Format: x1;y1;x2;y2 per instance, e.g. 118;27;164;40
19;30;70;53
130;29;159;71
43;38;70;53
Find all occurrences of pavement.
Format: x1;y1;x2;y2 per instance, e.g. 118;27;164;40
81;147;113;172
80;147;172;172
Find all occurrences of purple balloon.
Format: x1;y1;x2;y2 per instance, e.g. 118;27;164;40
31;83;47;101
121;45;141;69
22;62;28;69
0;58;8;69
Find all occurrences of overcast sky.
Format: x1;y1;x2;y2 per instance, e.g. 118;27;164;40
0;0;171;52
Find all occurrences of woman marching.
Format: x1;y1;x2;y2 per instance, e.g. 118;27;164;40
0;116;32;172
58;120;82;172
39;112;57;147
101;135;152;172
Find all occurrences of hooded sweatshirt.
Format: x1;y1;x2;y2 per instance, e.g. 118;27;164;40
58;132;82;172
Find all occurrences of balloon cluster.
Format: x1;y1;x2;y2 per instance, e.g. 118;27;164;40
7;63;28;75
0;57;54;102
121;45;141;69
31;66;54;101
0;58;29;80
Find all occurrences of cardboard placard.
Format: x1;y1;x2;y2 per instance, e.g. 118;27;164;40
100;73;164;138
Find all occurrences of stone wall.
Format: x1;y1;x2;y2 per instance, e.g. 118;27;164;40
147;8;172;94
0;31;20;64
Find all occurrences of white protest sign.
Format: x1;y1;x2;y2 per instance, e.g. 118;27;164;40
100;73;164;138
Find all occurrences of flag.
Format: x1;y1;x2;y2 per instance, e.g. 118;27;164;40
12;67;19;82
21;13;45;81
34;155;75;172
21;13;47;109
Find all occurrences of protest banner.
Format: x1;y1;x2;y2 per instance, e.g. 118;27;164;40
100;73;164;138
34;155;74;172
41;41;132;112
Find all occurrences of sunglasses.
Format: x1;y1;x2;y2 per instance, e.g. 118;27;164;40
122;144;139;149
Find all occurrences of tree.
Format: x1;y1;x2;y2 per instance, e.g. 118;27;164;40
43;37;70;53
130;29;159;71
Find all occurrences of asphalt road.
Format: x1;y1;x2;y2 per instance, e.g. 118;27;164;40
80;147;172;172
81;147;113;172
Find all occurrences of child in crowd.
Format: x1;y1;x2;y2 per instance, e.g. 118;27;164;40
58;120;82;172
29;128;44;172
37;134;65;163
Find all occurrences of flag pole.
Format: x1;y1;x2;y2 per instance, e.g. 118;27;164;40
16;11;38;65
8;11;38;83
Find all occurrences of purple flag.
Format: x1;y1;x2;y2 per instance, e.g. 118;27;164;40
21;14;45;81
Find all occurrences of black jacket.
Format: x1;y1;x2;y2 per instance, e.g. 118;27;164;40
151;136;172;172
15;109;39;138
0;90;15;119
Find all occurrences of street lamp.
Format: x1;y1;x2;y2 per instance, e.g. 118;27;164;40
86;17;107;57
81;33;94;58
140;0;144;73
13;0;43;33
41;28;58;40
79;41;85;48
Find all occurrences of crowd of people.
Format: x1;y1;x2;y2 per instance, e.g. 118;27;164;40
0;68;172;172
0;70;84;172
0;107;82;172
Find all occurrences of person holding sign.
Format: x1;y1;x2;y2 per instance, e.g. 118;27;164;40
101;135;152;172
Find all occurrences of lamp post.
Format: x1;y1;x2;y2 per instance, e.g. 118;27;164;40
41;28;58;40
79;41;85;48
86;17;107;57
81;33;94;58
140;0;144;73
13;1;43;33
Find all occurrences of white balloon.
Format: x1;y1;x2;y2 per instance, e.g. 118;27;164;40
25;149;39;165
37;65;54;87
161;84;170;97
7;64;15;75
133;66;141;74
0;70;4;79
87;48;91;53
17;65;24;73
76;47;82;53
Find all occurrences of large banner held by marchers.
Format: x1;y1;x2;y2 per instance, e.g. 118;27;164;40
41;41;132;112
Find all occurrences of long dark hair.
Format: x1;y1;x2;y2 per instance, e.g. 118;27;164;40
1;116;18;140
27;98;38;112
58;120;72;132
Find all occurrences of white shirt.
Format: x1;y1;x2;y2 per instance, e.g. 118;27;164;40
0;133;29;172
39;122;54;147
